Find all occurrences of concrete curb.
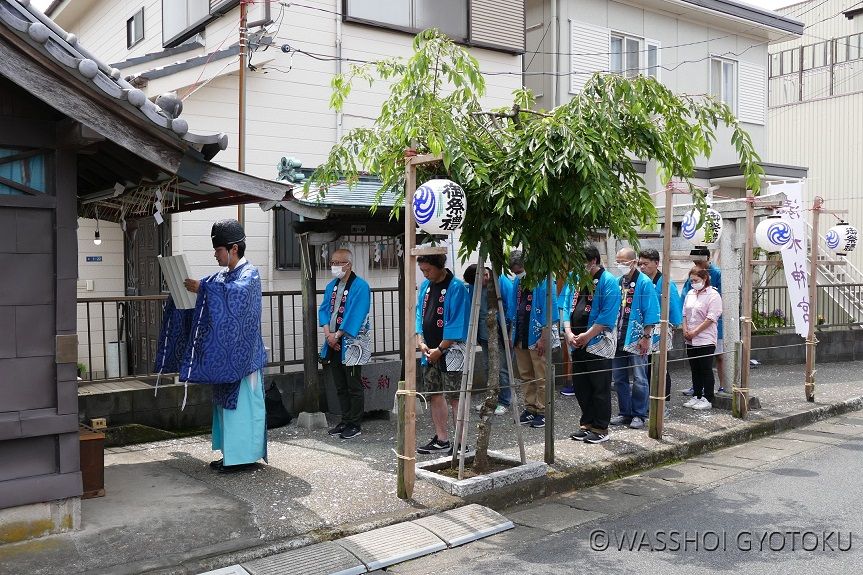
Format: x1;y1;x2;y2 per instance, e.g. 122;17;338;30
142;395;863;574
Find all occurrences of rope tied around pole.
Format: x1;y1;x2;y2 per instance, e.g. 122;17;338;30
391;448;416;462
395;388;429;410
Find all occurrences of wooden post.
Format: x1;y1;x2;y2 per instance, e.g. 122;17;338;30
649;184;674;439
299;233;320;412
544;273;554;465
397;153;442;500
805;198;823;402
735;190;755;419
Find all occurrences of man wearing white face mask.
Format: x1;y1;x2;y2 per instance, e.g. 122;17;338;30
318;248;371;439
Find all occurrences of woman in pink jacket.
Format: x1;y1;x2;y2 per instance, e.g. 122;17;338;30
682;267;723;410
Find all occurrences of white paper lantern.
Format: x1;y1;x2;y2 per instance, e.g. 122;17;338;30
681;208;723;245
754;215;792;253
412;179;467;235
825;221;859;256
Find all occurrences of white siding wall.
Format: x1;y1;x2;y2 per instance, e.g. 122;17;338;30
560;0;769;168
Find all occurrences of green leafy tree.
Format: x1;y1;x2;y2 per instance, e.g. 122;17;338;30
306;29;763;472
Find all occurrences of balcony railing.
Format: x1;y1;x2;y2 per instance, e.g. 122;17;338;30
752;284;863;332
77;287;401;383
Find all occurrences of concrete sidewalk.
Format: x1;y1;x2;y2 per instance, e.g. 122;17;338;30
3;360;863;575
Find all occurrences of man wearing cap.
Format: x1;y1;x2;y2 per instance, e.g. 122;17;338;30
177;219;268;473
681;247;725;394
318;248;372;440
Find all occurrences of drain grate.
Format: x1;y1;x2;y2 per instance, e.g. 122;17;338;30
336;521;447;571
244;541;365;575
413;503;514;547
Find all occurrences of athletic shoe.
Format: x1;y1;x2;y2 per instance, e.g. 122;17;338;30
217;462;257;474
717;386;727;393
683;397;700;408
339;424;362;439
693;397;713;411
494;404;508;416
417;435;451;454
663;406;671;419
447;443;473;456
629;416;645;430
570;428;590;441
530;414;546;428
609;415;631;426
682;387;695;396
584;431;610;444
560;386;576;397
519;410;536;425
328;422;346;436
209;458;224;470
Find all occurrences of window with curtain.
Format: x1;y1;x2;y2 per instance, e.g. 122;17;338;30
710;57;737;113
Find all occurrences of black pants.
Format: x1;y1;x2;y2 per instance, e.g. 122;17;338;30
572;347;612;433
325;352;364;427
646;360;673;402
686;344;716;401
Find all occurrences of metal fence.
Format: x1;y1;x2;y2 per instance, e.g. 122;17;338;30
77;287;401;383
752;284;863;332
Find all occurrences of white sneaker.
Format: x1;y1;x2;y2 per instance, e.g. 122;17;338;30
683;397;699;408
693;397;713;410
493;404;508;416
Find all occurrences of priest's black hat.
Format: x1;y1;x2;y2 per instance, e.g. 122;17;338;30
211;219;246;249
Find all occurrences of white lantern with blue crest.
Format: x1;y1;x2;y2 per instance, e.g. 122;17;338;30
754;215;792;253
681;207;723;245
825;221;859;257
412;179;468;235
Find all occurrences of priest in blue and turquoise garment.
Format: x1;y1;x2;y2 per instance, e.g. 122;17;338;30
155;218;268;473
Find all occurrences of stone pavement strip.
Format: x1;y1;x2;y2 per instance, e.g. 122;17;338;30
2;361;863;574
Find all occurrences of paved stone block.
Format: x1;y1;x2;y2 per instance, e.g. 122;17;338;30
200;566;251;575
807;421;863;437
643;462;747;485
722;444;802;462
413;504;513;547
337;520;446;571
610;476;696;498
553;486;650;515
781;429;849;445
244;541;364;575
508;502;604;533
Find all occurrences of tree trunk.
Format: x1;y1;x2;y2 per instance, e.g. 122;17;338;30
473;273;500;473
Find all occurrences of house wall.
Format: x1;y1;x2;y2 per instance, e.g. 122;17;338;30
768;0;863;275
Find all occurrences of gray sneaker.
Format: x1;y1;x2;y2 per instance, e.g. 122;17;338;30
609;415;631;426
629;416;645;429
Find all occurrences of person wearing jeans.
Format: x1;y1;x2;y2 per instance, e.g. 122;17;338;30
683;267;723;410
610;248;659;430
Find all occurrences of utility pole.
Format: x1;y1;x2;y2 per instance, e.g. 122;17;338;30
237;0;248;226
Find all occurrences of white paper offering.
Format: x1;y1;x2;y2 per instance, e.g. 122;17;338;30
157;254;197;309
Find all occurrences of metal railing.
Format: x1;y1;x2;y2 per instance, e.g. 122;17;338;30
752;284;863;332
77;287;401;383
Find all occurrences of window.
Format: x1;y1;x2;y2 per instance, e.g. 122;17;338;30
274;208;302;270
127;8;144;49
710;57;737;112
162;0;208;47
609;34;660;79
345;0;468;41
0;148;47;196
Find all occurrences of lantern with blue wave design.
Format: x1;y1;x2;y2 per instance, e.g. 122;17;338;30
680;207;723;245
825;221;859;257
754;215;793;253
412;179;467;235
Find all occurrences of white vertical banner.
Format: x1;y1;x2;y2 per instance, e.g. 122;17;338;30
772;182;809;338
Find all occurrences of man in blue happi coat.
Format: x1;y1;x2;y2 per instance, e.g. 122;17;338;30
637;248;682;407
415;253;470;455
166;218;268;473
319;248;371;440
610;247;659;430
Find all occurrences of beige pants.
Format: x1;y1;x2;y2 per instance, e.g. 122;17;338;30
515;346;546;415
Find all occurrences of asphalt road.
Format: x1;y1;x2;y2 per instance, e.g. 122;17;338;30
388;414;863;575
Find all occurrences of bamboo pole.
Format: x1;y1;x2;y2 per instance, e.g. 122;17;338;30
649;184;674;439
735;190;755;419
544;273;554;465
454;250;486;477
494;271;526;463
805;197;823;402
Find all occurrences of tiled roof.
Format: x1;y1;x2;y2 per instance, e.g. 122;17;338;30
0;0;228;152
291;173;399;210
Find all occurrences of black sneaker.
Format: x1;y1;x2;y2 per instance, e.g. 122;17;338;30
519;410;536;425
328;422;347;436
570;428;589;441
339;424;362;439
417;436;451;454
447;443;473;456
530;414;546;428
209;458;224;470
217;462;257;474
583;431;610;444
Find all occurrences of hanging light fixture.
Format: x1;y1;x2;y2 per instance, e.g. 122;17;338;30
681;207;723;245
93;206;102;246
825;221;859;257
754;215;792;253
